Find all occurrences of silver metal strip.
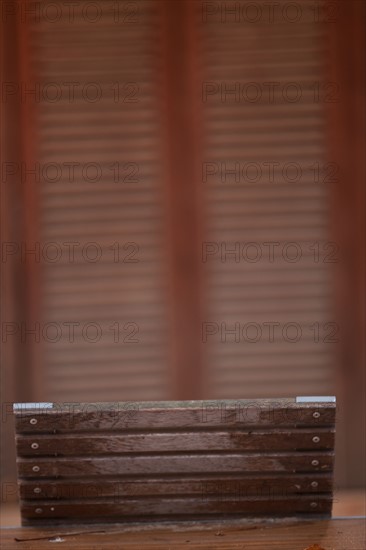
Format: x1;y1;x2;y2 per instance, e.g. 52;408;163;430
296;396;336;403
13;402;54;410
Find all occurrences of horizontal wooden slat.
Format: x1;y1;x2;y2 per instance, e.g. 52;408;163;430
17;452;334;478
20;494;333;521
16;429;335;457
19;473;333;500
14;400;336;433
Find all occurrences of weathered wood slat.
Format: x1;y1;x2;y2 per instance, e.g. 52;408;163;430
14;399;336;433
16;429;335;456
17;452;334;478
19;473;333;500
20;495;333;521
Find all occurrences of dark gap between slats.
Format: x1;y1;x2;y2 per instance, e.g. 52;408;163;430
16;427;335;437
20;493;334;506
16;449;335;459
15;424;336;435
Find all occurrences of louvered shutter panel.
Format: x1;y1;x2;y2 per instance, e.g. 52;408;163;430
195;1;337;397
26;0;338;403
30;1;171;401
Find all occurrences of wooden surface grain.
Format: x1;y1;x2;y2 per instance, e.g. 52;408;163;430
14;399;337;433
16;429;335;456
20;494;334;522
19;473;333;500
17;452;335;477
14;399;336;525
0;518;365;549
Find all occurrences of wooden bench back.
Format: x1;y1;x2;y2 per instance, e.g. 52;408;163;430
14;397;336;525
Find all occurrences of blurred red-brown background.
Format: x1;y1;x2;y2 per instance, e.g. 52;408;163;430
1;0;365;522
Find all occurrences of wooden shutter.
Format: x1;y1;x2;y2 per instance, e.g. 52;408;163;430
28;1;172;401
25;0;338;402
192;1;338;397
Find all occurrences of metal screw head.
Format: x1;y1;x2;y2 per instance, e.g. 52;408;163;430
30;418;37;425
50;507;55;511
32;465;40;472
313;412;320;419
312;436;320;443
33;487;41;494
35;508;43;514
312;459;319;466
310;502;318;508
311;481;318;488
31;443;39;450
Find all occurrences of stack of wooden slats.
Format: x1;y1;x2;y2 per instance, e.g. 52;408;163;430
14;398;336;525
